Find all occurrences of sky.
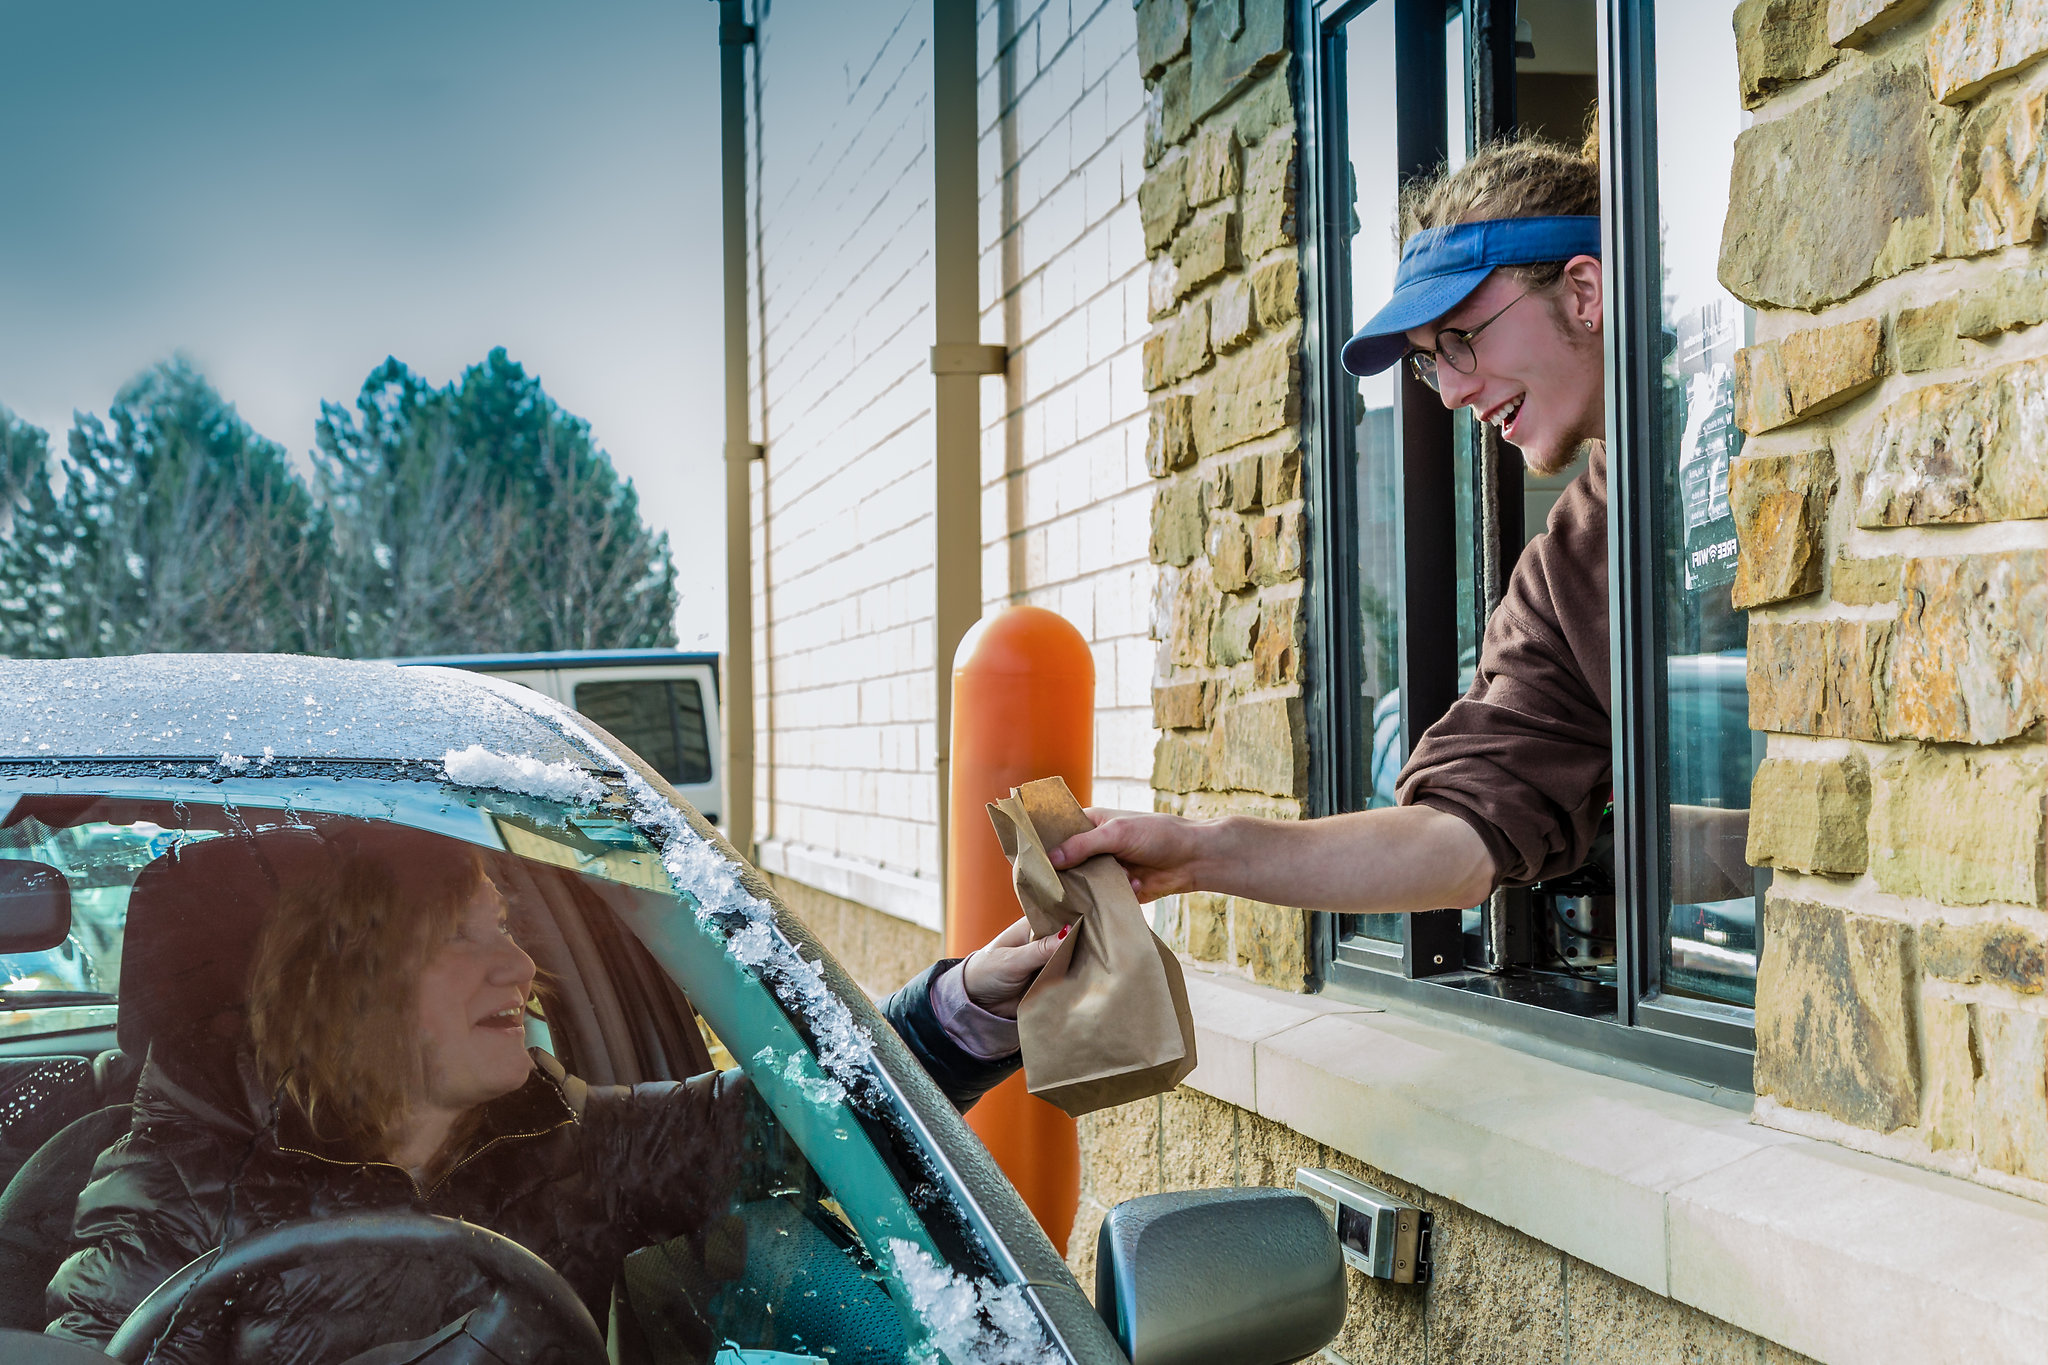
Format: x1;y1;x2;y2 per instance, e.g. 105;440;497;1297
0;0;728;648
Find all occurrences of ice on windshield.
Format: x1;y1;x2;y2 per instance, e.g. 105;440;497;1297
442;745;604;806
889;1240;1061;1365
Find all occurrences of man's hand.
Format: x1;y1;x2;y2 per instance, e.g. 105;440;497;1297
960;915;1066;1020
1047;807;1216;902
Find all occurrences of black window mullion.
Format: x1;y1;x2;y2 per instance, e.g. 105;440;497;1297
1599;0;1670;1028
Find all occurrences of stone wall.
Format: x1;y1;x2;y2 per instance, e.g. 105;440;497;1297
1135;0;1316;991
1724;0;2048;1201
1069;1089;1817;1365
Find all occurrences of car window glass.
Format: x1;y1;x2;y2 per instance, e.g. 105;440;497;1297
0;782;1029;1364
574;680;714;787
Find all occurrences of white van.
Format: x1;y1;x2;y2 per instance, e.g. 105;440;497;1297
392;649;723;826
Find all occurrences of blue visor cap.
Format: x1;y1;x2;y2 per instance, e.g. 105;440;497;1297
1340;215;1603;377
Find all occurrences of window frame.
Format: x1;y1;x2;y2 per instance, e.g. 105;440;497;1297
1300;0;1757;1091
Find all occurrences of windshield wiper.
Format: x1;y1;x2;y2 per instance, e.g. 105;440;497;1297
0;989;118;1009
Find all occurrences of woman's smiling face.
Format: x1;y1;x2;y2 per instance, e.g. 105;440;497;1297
413;876;537;1114
1405;257;1605;475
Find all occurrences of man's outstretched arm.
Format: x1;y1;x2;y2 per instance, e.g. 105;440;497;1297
1049;804;1498;915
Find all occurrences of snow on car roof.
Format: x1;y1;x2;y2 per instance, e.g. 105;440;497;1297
0;653;599;767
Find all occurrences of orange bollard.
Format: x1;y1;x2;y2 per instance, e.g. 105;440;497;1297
947;606;1091;1255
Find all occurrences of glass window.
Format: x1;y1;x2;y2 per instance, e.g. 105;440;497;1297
1651;0;1760;1008
576;678;714;787
0;781;1030;1359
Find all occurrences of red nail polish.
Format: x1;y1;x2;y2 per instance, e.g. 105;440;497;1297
1057;924;1070;940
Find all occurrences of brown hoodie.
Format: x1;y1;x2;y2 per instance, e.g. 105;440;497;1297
1397;441;1612;888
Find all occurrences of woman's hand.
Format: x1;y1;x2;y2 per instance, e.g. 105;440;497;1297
1047;807;1216;901
960;916;1065;1020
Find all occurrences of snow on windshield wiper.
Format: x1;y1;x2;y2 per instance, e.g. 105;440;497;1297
0;989;118;1008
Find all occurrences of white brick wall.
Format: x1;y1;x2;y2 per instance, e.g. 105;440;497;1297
745;0;1154;922
978;0;1156;815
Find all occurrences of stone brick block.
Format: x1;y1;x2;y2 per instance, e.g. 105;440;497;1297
1240;133;1298;259
1893;298;1964;372
1232;896;1309;989
1227;454;1263;512
1184;125;1239;206
1148;253;1181;321
1250;507;1303;584
1828;0;1931;46
1252;595;1300;688
1208;513;1251;591
1735;0;1836;109
1829;554;1902;606
1747;618;1892;740
1144;61;1193;165
1946;85;2048;257
1153;732;1211;793
1167;570;1218;665
1161;1087;1239;1190
1970;1003;2048;1180
1192;330;1298;456
1189;0;1288;122
1921;919;2046;992
1186;890;1230;960
1243;1106;1326;1188
1858;358;2048;527
1421;1204;1566;1365
1927;0;2048;103
1251;254;1300;329
1729;447;1833;608
1138;155;1190;253
1886;552;2048;744
1746;753;1871;875
1210;275;1255;353
1720;63;1952;311
1212;593;1258;666
1754;897;1920;1132
1261;445;1301;503
1153;680;1214;731
1170;205;1236;296
1921;992;1974;1152
1149;477;1207;566
1870;746;2046;905
1733;317;1885;434
1145;394;1197;477
1956;266;2048;339
1136;0;1192;79
1209;696;1306;797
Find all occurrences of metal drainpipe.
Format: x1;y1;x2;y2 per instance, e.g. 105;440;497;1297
930;0;1006;897
718;0;761;858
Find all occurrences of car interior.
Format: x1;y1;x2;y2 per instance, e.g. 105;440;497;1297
0;796;916;1364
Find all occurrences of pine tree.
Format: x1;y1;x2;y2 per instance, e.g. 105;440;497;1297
0;361;332;657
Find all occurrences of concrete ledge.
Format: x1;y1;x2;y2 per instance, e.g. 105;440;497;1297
1177;965;2048;1365
753;838;942;931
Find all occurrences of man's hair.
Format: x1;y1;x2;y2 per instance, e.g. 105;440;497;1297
248;834;486;1151
1398;119;1600;289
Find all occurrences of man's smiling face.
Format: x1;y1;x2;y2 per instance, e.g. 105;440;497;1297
1404;260;1605;476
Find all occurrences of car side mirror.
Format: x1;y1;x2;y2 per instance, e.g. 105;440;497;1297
0;861;71;953
1095;1187;1346;1365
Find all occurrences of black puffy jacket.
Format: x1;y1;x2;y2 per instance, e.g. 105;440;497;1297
45;960;1011;1363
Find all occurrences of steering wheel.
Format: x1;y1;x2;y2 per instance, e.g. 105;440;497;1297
103;1211;607;1364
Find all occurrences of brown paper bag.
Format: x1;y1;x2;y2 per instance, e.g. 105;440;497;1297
986;776;1196;1117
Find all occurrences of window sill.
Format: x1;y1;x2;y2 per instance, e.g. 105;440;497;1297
1178;963;2047;1365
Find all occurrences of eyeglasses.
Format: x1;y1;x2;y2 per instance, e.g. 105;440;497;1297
1403;289;1534;392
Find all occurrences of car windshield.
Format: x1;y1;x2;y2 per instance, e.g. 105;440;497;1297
0;775;1058;1365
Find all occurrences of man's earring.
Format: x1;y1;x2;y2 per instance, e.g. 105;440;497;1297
1584;320;1594;329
